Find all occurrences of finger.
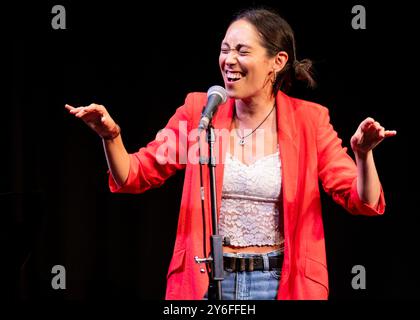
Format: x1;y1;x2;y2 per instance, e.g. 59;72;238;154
68;106;87;114
384;130;397;137
85;104;98;110
85;103;104;111
375;123;384;132
65;104;75;111
361;122;376;134
366;122;382;135
81;105;96;112
66;104;84;114
361;117;375;131
74;110;86;118
83;104;106;116
76;107;103;118
74;108;91;117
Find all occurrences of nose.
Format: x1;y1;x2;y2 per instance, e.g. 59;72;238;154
224;50;238;65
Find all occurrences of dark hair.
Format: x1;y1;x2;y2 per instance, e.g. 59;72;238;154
232;8;316;94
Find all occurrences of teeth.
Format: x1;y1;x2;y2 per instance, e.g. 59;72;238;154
226;71;243;80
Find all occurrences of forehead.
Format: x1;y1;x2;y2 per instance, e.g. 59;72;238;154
222;19;261;45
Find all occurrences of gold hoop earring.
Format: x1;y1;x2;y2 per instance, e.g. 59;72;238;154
271;70;277;85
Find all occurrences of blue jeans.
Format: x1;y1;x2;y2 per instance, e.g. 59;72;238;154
205;250;282;300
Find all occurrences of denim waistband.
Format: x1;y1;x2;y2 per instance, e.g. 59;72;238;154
223;249;283;259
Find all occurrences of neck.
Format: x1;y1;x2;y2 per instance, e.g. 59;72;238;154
235;95;276;124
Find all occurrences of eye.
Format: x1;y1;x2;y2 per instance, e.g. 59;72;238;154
239;50;250;55
220;47;230;54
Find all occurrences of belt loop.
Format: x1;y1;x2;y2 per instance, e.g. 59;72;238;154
230;257;236;272
262;254;269;271
248;257;254;272
239;258;246;272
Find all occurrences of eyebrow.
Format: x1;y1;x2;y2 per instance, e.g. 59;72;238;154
221;42;253;49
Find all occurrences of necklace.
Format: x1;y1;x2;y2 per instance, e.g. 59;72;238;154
234;102;276;146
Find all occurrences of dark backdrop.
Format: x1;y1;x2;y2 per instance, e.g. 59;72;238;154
3;0;417;301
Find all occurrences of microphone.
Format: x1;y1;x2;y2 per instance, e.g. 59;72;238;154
198;85;228;131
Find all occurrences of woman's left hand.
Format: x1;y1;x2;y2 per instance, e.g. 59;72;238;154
351;117;397;155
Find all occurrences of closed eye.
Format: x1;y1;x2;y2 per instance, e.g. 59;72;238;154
220;48;251;55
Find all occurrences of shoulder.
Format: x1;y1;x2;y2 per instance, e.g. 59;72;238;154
167;92;206;125
181;92;207;118
286;94;328;116
184;92;207;107
278;91;330;124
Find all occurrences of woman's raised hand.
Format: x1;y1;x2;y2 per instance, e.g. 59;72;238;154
351;117;397;155
65;103;120;140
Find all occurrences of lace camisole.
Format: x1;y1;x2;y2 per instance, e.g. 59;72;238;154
219;149;284;247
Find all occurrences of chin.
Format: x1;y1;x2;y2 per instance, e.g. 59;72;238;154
225;86;241;99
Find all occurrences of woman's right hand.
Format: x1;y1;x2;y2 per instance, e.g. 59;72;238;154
65;103;120;140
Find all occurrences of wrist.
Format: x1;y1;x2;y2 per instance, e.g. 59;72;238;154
354;149;372;162
102;124;121;140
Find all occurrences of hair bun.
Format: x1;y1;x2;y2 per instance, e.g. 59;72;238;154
293;59;316;88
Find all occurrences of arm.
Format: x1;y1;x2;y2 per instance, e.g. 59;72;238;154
65;103;130;186
67;91;205;195
102;134;130;187
316;108;391;215
351;118;397;206
66;92;198;194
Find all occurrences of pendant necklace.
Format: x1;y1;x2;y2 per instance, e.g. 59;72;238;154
235;102;276;146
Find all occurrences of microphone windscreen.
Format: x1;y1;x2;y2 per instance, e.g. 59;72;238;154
207;85;227;103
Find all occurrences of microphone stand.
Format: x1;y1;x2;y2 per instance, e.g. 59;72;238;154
195;124;224;300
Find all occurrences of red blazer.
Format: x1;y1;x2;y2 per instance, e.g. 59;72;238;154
109;90;385;300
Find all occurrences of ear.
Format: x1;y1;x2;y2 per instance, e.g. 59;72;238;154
273;51;289;73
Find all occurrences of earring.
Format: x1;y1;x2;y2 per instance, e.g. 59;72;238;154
271;70;277;84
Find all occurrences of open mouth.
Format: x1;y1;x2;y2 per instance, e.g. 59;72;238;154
226;70;244;82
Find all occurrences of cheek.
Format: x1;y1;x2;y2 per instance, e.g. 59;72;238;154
219;56;225;69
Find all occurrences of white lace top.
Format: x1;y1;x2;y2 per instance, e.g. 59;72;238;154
219;150;284;247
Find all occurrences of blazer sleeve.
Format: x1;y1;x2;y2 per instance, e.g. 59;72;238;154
108;93;195;194
316;107;385;216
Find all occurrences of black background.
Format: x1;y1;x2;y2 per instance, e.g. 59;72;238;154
2;0;418;305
